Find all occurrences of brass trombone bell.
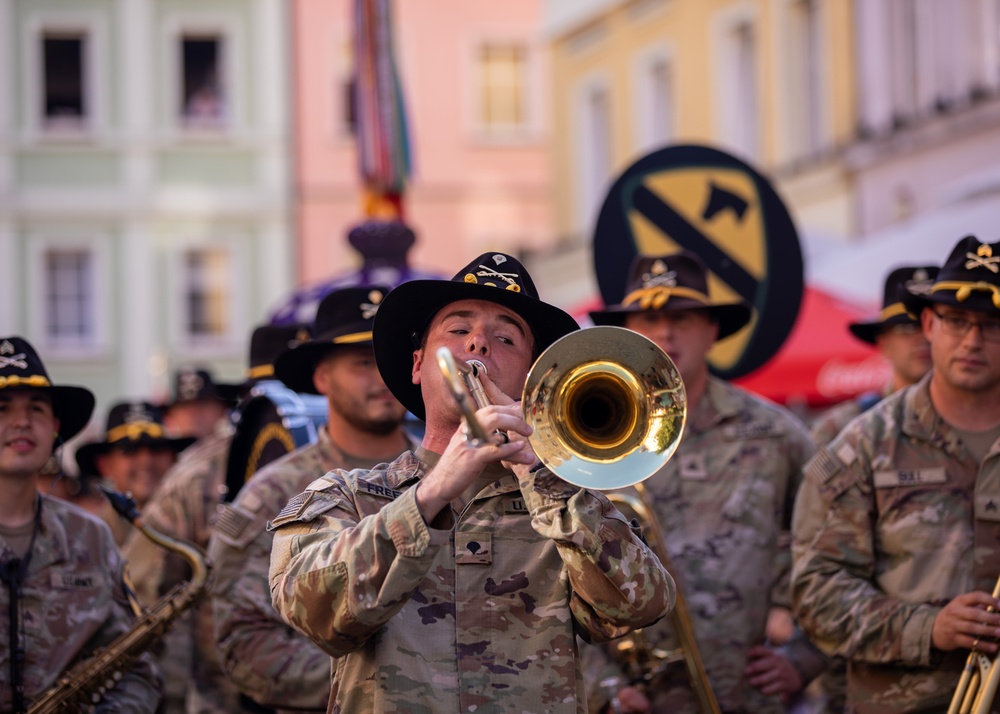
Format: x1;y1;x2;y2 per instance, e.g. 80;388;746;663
522;326;686;490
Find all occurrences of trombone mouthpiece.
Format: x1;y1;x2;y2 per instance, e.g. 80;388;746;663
467;359;487;377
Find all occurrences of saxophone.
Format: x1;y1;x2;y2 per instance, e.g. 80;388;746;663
27;488;210;714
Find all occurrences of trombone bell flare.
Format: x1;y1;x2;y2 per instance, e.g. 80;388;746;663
523;326;686;490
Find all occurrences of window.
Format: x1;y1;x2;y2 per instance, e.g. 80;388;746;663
43;249;93;344
636;50;675;153
42;32;87;130
787;0;822;156
478;44;527;134
182;248;230;340
577;78;612;236
180;34;225;129
718;16;759;159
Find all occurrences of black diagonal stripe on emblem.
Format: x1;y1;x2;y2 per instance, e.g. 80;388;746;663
633;184;759;300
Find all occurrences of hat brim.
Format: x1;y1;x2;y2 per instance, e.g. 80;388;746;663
373;280;579;421
50;385;96;443
848;313;920;344
273;329;375;395
588;300;752;340
75;434;196;477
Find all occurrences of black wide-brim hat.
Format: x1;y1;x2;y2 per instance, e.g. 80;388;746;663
588;251;752;339
0;336;95;442
275;286;391;394
373;252;579;421
848;265;939;344
168;367;239;410
75;401;196;476
903;236;1000;316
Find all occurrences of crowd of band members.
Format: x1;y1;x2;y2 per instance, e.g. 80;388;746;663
1;232;997;714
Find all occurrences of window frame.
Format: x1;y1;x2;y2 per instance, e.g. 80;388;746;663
466;35;542;144
22;10;107;143
27;232;110;358
631;41;677;155
167;235;247;357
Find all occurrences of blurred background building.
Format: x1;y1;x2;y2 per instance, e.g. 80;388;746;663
2;0;999;434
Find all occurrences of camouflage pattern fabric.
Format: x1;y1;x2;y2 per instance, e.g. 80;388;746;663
268;447;675;714
122;426;251;714
792;373;1000;714
584;377;820;714
0;494;161;711
810;399;864;449
208;428;413;713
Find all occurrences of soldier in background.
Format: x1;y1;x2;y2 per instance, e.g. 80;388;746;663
810;265;939;446
0;336;160;711
164;367;236;441
208;286;413;713
75;401;194;544
586;251;824;714
123;324;307;714
792;235;1000;713
806;264;938;714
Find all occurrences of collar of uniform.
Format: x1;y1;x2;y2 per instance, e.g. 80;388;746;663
31;493;74;572
901;372;967;461
414;446;519;496
687;376;742;433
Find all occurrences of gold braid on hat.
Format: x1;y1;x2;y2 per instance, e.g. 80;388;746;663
0;375;51;389
931;281;1000;310
878;303;910;321
622;285;712;311
107;422;165;443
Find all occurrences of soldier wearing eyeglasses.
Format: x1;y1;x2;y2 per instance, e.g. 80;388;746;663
791;235;1000;714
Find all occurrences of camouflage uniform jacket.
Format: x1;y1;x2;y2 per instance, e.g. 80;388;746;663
792;373;1000;714
208;428;414;713
268;447;675;714
122;427;248;714
0;494;161;712
585;376;820;713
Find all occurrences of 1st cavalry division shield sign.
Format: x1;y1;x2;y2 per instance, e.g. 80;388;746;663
593;144;803;379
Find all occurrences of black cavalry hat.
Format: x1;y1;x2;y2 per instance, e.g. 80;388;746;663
903;236;1000;316
848;265;939;344
75;401;196;476
168;367;239;410
0;336;95;442
274;285;391;395
244;323;312;382
588;251;752;339
373;251;579;421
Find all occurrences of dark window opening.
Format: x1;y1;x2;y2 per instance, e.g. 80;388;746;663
181;36;224;127
43;35;86;126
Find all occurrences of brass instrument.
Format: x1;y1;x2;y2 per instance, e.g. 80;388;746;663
437;325;687;489
948;577;1000;714
607;485;721;714
28;488;210;714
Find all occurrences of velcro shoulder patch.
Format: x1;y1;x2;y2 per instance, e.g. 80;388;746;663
214;504;263;549
804;448;843;485
267;489;343;531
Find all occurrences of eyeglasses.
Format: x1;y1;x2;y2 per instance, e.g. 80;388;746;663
933;309;1000;342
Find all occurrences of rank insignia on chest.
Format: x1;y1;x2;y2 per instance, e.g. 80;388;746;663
456;532;492;565
680;453;709;480
976;495;1000;522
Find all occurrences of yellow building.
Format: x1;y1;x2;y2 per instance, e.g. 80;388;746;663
536;0;857;307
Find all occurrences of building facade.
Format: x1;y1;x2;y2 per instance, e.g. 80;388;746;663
290;0;558;288
0;0;292;432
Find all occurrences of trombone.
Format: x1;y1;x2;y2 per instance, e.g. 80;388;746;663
437;325;687;489
948;577;1000;714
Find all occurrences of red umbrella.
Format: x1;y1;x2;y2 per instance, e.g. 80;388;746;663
732;287;889;407
570;287;889;408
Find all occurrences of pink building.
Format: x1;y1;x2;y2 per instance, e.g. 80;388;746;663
290;0;555;285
